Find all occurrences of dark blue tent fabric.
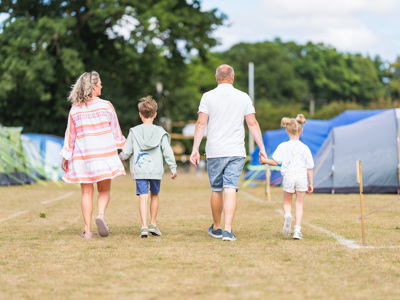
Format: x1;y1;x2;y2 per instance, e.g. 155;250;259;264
245;109;387;182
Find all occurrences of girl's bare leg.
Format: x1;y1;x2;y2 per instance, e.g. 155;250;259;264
295;191;305;226
283;191;293;214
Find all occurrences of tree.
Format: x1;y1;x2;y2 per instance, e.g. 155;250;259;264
387;57;400;99
0;0;225;134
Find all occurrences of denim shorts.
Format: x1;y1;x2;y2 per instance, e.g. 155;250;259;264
206;157;245;192
135;179;161;195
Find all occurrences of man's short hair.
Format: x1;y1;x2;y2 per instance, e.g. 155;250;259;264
216;65;234;81
138;95;158;118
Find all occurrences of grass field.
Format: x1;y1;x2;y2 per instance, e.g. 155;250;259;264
1;170;400;299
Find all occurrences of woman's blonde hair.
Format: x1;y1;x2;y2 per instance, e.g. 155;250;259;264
67;71;100;105
281;114;306;135
138;95;158;118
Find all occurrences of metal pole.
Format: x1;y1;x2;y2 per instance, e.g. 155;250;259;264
248;62;255;154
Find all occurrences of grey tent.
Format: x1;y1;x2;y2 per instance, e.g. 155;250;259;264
313;109;400;194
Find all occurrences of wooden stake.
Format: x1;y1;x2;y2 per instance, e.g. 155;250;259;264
356;161;366;246
265;165;271;201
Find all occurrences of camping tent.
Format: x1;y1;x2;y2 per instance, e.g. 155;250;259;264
0;126;64;186
0;125;34;185
313;109;400;194
22;134;64;181
245;109;387;184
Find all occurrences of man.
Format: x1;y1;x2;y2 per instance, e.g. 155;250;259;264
190;64;267;241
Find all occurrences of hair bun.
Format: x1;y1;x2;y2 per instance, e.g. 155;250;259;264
281;117;291;127
296;114;306;125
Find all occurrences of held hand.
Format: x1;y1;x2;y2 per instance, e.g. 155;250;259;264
190;151;200;168
259;150;268;164
61;158;69;172
171;173;177;179
307;184;313;194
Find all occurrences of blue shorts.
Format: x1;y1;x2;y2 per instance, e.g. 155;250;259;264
206;157;245;192
135;179;161;195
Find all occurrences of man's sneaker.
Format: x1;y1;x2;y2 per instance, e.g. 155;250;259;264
140;227;149;238
148;224;162;236
208;224;223;238
293;231;303;240
283;213;292;236
222;230;237;241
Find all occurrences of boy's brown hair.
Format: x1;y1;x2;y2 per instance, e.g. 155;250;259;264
138;95;158;118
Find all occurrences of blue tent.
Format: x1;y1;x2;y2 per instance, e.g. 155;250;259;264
245;109;387;184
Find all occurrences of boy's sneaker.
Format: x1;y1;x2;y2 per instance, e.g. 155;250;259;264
140;227;149;238
208;224;223;238
148;224;162;236
222;230;237;241
293;231;303;240
283;213;292;237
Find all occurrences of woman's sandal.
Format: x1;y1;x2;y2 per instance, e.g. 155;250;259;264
95;214;110;237
81;231;93;239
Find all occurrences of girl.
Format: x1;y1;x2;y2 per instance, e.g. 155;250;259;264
260;114;314;240
61;71;126;239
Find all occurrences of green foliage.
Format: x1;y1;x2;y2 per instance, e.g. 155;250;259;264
387;57;400;99
255;102;308;131
0;1;396;138
0;0;225;135
313;101;363;120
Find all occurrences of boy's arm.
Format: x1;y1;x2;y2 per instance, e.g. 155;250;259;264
307;169;313;194
160;134;177;176
118;131;134;161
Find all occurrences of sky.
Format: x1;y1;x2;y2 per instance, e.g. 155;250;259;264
201;0;400;63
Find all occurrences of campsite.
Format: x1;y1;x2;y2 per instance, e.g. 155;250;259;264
2;172;400;299
1;1;400;299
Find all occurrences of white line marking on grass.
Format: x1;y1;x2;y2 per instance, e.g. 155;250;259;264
274;209;400;249
0;211;29;223
41;192;75;205
241;191;400;249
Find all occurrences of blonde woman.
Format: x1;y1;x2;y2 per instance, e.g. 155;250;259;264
260;114;314;240
61;71;126;239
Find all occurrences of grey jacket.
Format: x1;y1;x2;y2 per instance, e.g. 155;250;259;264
119;124;177;180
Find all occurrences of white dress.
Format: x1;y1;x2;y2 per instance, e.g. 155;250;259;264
60;97;126;183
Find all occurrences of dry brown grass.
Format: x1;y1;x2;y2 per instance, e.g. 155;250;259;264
1;171;400;299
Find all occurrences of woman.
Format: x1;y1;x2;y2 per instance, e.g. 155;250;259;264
61;71;126;239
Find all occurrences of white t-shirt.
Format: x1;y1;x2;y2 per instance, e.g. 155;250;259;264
272;140;314;176
198;83;255;158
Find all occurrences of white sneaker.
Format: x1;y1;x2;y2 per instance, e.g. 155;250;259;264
283;213;292;236
293;231;302;240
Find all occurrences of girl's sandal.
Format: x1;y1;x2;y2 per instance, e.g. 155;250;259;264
82;231;93;239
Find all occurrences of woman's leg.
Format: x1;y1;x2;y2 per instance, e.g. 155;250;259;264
150;192;159;225
294;191;305;226
96;179;111;218
81;183;94;236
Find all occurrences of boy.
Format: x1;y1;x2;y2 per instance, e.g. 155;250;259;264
119;96;177;238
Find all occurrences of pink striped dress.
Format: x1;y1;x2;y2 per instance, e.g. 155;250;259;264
61;97;126;183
